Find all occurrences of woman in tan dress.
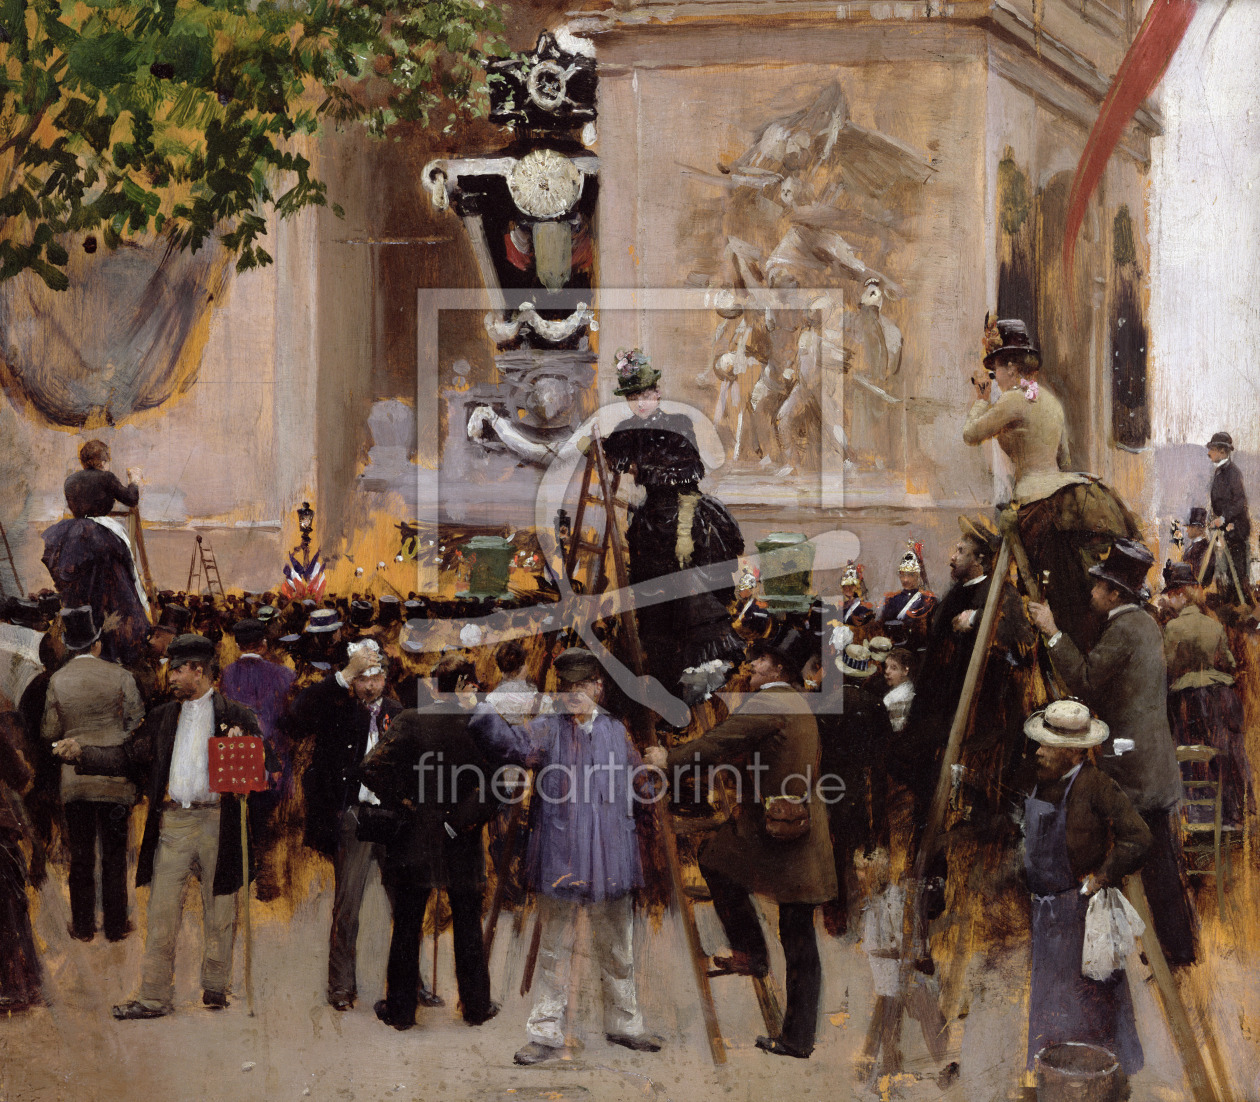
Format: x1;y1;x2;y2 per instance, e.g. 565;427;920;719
963;318;1140;649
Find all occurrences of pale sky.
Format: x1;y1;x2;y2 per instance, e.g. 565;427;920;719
1150;0;1260;449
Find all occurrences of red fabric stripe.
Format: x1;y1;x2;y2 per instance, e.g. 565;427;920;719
1064;0;1198;278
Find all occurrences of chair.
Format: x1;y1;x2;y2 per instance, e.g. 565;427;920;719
1176;744;1227;914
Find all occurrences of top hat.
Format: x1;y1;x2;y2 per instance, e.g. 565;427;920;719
5;598;43;629
1023;699;1108;748
59;605;100;651
982;317;1041;367
1185;506;1208;528
378;594;403;625
750;625;815;676
1162;560;1198;591
836;643;876;679
232;618;267;648
1088;539;1154;600
403;598;427;620
554;647;603;683
1206;431;1234;452
36;592;61;619
958;514;1001;556
305;609;342;633
611;348;662;397
349;600;375;629
153;604;192;637
166;633;216;669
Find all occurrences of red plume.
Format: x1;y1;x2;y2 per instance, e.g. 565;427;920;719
1064;0;1199;280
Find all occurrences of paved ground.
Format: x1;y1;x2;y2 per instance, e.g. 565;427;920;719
0;849;1250;1102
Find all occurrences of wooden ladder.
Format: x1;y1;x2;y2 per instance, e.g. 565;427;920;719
0;519;21;599
186;534;226;600
568;430;783;1064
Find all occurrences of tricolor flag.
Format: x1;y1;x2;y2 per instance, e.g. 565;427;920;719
281;550;327;600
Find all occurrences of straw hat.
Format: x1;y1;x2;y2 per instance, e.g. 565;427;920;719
836;643;875;679
1023;699;1108;748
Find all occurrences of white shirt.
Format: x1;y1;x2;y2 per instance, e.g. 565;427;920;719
357;698;384;806
959;574;988;629
1215;456;1231;470
167;688;216;807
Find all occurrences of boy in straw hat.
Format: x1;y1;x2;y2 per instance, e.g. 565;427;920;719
1020;699;1150;1083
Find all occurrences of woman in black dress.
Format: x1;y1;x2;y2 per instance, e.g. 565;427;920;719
602;349;745;701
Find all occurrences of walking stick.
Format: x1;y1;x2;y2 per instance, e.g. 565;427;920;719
520;909;543;997
432;894;440;1000
240;796;255;1017
483;792;526;959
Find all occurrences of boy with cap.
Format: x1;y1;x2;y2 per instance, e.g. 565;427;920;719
471;647;662;1064
53;634;266;1017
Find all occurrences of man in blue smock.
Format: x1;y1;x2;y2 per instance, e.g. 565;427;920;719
471;647;663;1065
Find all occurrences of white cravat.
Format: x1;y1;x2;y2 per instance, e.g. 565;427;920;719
167;689;216;807
357;699;383;806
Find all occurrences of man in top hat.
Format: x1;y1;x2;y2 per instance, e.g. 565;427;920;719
646;628;836;1058
472;647;663;1065
964;317;1141;651
129;603;191;706
42;607;144;942
894;516;1034;833
1020;699;1150;1084
1206;431;1251;601
1179;507;1216;586
52;634;266;1016
220;618;298;900
1030;539;1195;966
878;544;936;648
292;637;405;1011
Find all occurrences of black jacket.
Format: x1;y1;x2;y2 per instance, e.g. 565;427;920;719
358;705;501;890
76;691;263;895
813;682;890;853
294;674;403;856
63;469;139;518
1210;459;1251;545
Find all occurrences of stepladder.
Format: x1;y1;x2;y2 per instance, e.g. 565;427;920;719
186;533;225;600
562;429;786;1062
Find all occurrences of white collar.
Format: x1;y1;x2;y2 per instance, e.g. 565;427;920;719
239;652;263;660
70;652;96;661
1060;762;1084;783
963;574;988;588
1215;455;1231;469
758;681;792;691
1108;603;1139;620
183;687;214;705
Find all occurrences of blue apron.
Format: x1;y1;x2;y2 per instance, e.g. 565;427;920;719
1024;769;1143;1074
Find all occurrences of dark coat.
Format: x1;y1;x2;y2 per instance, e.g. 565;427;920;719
293;674;402;856
1210;459;1250;545
76;691;263;895
667;685;837;904
63;469;139;518
1050;606;1182;812
813;681;889;854
1182;536;1215;584
1030;762;1150;886
358;705;500;891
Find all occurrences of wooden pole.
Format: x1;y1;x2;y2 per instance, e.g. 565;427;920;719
128;507;158;621
483;794;526;959
240;796;254;1017
432;897;439;999
1123;875;1224;1102
520;910;542;997
588;429;728;1066
0;520;21;597
871;539;1012;1080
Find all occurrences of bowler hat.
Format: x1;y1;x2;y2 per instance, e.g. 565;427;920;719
166;634;216;669
554;647;602;683
983;318;1041;367
232;618;267;647
750;625;815;677
1185;506;1208;528
1162;560;1198;591
1023;699;1108;748
1087;539;1154;600
1206;431;1234;452
59;606;100;651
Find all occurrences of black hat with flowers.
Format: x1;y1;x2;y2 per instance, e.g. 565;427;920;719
612;348;662;397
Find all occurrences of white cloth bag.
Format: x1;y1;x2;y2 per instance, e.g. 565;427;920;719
1082;887;1145;981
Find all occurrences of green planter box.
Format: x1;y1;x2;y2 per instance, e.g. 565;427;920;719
756;532;815;613
460;535;515;598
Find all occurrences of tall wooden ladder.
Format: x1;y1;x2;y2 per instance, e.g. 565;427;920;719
568;429;784;1064
186;534;226;600
0;519;21;599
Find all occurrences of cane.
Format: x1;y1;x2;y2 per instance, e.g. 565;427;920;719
240;795;254;1017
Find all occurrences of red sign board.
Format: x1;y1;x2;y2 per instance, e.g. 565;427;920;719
209;735;268;794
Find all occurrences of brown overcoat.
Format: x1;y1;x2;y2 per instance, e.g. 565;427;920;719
666;684;837;904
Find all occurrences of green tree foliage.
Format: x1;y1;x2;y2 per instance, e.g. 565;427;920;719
0;0;509;287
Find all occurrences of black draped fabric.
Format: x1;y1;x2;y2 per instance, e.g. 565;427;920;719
603;410;745;689
42;518;148;664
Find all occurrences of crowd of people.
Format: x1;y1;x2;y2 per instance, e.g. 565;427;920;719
0;322;1255;1093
